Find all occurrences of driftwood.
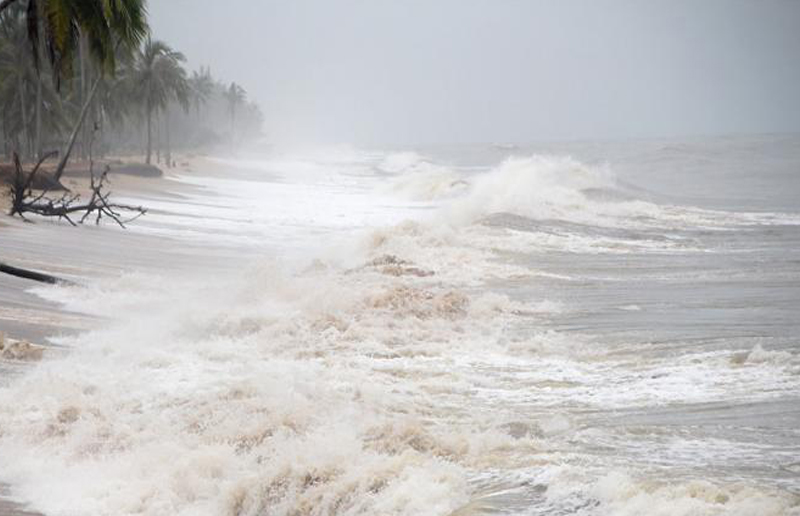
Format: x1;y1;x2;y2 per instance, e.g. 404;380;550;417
7;152;147;228
0;261;73;285
2;143;147;284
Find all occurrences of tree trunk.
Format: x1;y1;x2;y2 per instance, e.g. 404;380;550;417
17;74;28;160
54;74;102;182
34;73;43;159
155;110;161;164
98;113;105;158
165;109;171;168
0;262;67;285
33;16;44;160
81;41;91;160
1;109;5;158
145;101;152;165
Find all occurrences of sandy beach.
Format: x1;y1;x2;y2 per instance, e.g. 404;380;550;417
0;490;39;516
0;157;254;515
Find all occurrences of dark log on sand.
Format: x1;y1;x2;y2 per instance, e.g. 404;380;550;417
7;152;147;227
0;262;73;285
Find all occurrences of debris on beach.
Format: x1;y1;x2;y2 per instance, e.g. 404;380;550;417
0;333;44;361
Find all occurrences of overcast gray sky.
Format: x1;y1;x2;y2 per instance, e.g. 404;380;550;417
148;0;800;145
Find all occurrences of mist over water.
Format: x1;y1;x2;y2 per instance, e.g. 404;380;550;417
149;1;800;145
1;135;798;515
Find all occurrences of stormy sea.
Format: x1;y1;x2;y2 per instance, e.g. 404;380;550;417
1;134;798;515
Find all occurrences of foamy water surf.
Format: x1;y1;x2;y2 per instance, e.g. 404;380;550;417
1;136;799;515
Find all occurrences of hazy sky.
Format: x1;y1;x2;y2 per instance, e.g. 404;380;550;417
149;0;800;145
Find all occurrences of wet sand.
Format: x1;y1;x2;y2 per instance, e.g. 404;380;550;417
0;488;39;516
0;157;256;516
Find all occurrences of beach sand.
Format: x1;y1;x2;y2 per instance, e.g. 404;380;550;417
0;491;39;516
0;156;245;516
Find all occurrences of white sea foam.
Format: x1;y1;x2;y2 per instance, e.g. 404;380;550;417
438;154;800;231
377;152;425;174
375;152;468;202
0;252;554;515
590;472;800;516
2;144;798;515
385;166;467;202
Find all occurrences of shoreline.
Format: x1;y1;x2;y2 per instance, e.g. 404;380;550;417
0;141;798;515
0;154;252;346
0;487;38;516
0;161;167;516
0;155;252;516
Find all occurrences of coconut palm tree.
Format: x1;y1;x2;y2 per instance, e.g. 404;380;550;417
0;7;37;159
0;0;148;181
189;67;215;116
224;82;246;141
1;3;72;162
128;38;189;165
75;45;136;157
0;0;147;84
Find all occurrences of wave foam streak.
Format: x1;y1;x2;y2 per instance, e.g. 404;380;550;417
2;145;799;515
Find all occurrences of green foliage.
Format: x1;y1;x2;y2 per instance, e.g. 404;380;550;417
189;66;214;114
0;3;264;164
5;0;148;85
128;37;189;115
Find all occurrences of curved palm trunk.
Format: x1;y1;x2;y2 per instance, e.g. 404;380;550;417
54;74;102;182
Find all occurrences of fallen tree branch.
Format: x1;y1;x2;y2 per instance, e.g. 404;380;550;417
7;152;147;227
0;261;73;285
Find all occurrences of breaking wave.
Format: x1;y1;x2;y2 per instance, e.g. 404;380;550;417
1;144;799;515
442;155;800;230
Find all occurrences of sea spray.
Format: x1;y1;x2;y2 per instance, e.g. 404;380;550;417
1;142;798;515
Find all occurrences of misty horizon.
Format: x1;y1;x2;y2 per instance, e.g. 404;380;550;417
149;0;800;145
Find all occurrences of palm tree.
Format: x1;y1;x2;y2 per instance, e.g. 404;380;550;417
128;38;189;165
189;67;214;116
1;20;65;161
224;82;246;141
80;45;136;157
0;0;147;85
0;0;150;181
0;7;36;159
